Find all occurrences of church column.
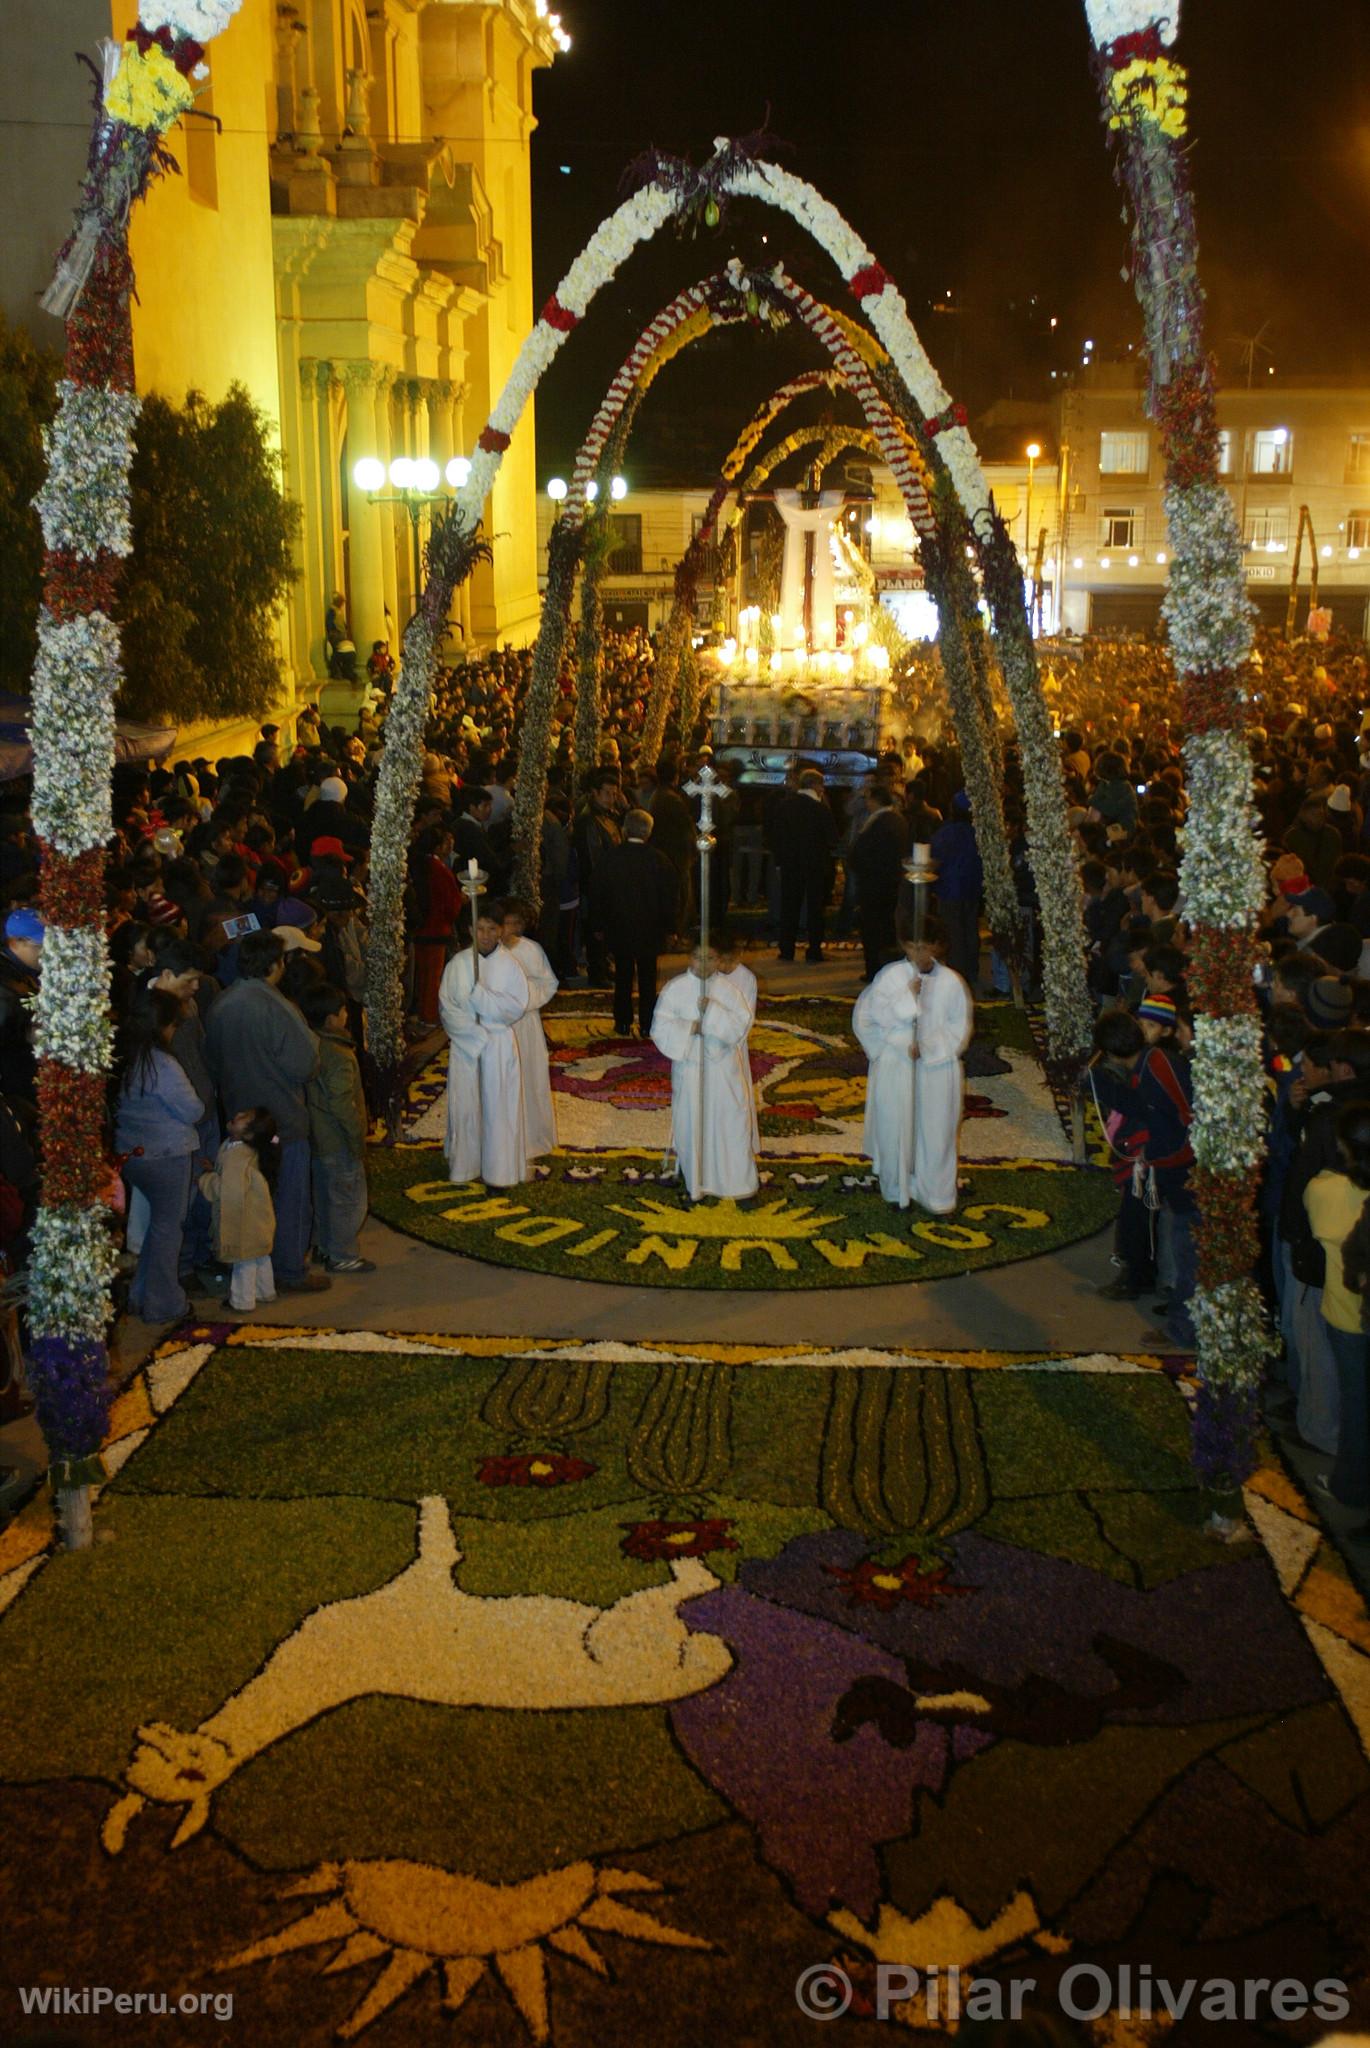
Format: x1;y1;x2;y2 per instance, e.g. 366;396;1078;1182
296;357;327;674
374;371;400;647
343;362;387;656
315;361;343;645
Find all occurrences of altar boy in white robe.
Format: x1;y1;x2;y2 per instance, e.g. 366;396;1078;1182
439;900;530;1189
501;897;558;1158
715;926;760;1152
852;915;972;1214
651;935;759;1202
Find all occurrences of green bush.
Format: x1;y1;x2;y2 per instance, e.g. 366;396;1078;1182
119;386;301;724
0;318;300;726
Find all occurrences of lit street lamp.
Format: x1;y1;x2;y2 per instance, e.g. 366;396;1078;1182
1024;441;1042;629
353;453;467;613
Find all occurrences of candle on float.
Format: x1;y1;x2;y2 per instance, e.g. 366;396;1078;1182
467;857;478;881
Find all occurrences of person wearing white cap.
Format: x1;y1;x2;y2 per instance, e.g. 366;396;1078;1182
305;772;367;860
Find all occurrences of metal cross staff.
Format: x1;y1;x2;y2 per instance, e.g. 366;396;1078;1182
683;761;731;1197
460;857;488;987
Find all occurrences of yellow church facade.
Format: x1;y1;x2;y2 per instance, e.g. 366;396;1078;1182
4;0;557;734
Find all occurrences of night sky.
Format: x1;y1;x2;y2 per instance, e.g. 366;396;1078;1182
527;0;1370;482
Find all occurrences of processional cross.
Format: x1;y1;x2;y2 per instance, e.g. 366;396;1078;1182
682;761;732;1197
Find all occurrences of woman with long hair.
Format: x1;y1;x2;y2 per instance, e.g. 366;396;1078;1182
114;988;206;1325
1306;1100;1370;1522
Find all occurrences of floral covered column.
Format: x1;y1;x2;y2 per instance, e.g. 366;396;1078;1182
30;0;247;1549
1085;0;1273;1493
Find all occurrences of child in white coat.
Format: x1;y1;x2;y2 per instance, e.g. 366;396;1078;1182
200;1106;279;1311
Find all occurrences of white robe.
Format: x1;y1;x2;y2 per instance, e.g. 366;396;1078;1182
438;944;530;1188
853;958;972;1213
722;961;761;1150
505;934;558;1157
651;970;759;1202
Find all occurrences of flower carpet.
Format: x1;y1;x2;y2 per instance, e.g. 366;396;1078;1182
379;995;1115;1290
2;1328;1368;2044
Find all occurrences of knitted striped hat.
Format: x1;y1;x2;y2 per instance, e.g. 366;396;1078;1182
1137;993;1178;1027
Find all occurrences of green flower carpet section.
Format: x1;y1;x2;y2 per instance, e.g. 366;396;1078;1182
368;1148;1116;1291
2;1328;1368;2044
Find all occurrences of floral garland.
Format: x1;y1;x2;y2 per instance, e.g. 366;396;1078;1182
508;519;584;907
28;2;244;1547
722;371;843;483
917;472;1024;976
364;515;491;1118
1087;1;1273;1493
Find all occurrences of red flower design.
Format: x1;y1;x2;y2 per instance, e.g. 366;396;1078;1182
921;403;970;440
541;296;580;333
477;1452;596;1488
131;22;206;72
621;1518;739;1561
848;263;892;302
477;425;511;454
1102;24;1165;68
824;1556;975;1612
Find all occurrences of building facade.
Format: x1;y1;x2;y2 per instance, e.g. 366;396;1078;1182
2;0;557;740
1058;370;1370;638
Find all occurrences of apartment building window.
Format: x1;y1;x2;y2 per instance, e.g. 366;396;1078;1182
1216;429;1232;476
605;513;642;574
1245;506;1290;551
1246;428;1292;476
1346;510;1370;551
1100;507;1139;550
1348;435;1370;480
1099;431;1148;475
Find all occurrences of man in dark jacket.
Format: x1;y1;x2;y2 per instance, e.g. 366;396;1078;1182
930;792;984;988
205;928;328;1293
850;783;909;982
573;768;623;986
0;909;42;1109
595;809;678;1036
771;770;839;963
636;764;695;933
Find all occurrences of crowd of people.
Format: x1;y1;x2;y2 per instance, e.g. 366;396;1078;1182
0;614;1368;1541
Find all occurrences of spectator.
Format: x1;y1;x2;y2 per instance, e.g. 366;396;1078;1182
772;769;839;964
300;980;373;1275
596;809;677;1038
204;928;328;1293
115;988;205;1325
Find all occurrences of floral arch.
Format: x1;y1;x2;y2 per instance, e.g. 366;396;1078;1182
364;147;1090;1073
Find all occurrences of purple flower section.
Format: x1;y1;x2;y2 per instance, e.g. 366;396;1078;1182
672;1584;988;1921
737;1530;1328;1723
1193;1379;1262;1492
28;1334;109;1460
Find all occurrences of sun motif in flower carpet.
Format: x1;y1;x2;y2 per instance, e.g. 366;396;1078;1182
217;1856;709;2043
608;1195;840;1240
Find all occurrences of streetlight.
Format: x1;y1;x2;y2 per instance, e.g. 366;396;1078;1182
353;452;462;612
610;474;629;502
546;477;568;501
1024;442;1042;627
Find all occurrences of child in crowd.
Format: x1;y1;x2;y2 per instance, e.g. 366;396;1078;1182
300;980;374;1273
201;1106;278;1312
